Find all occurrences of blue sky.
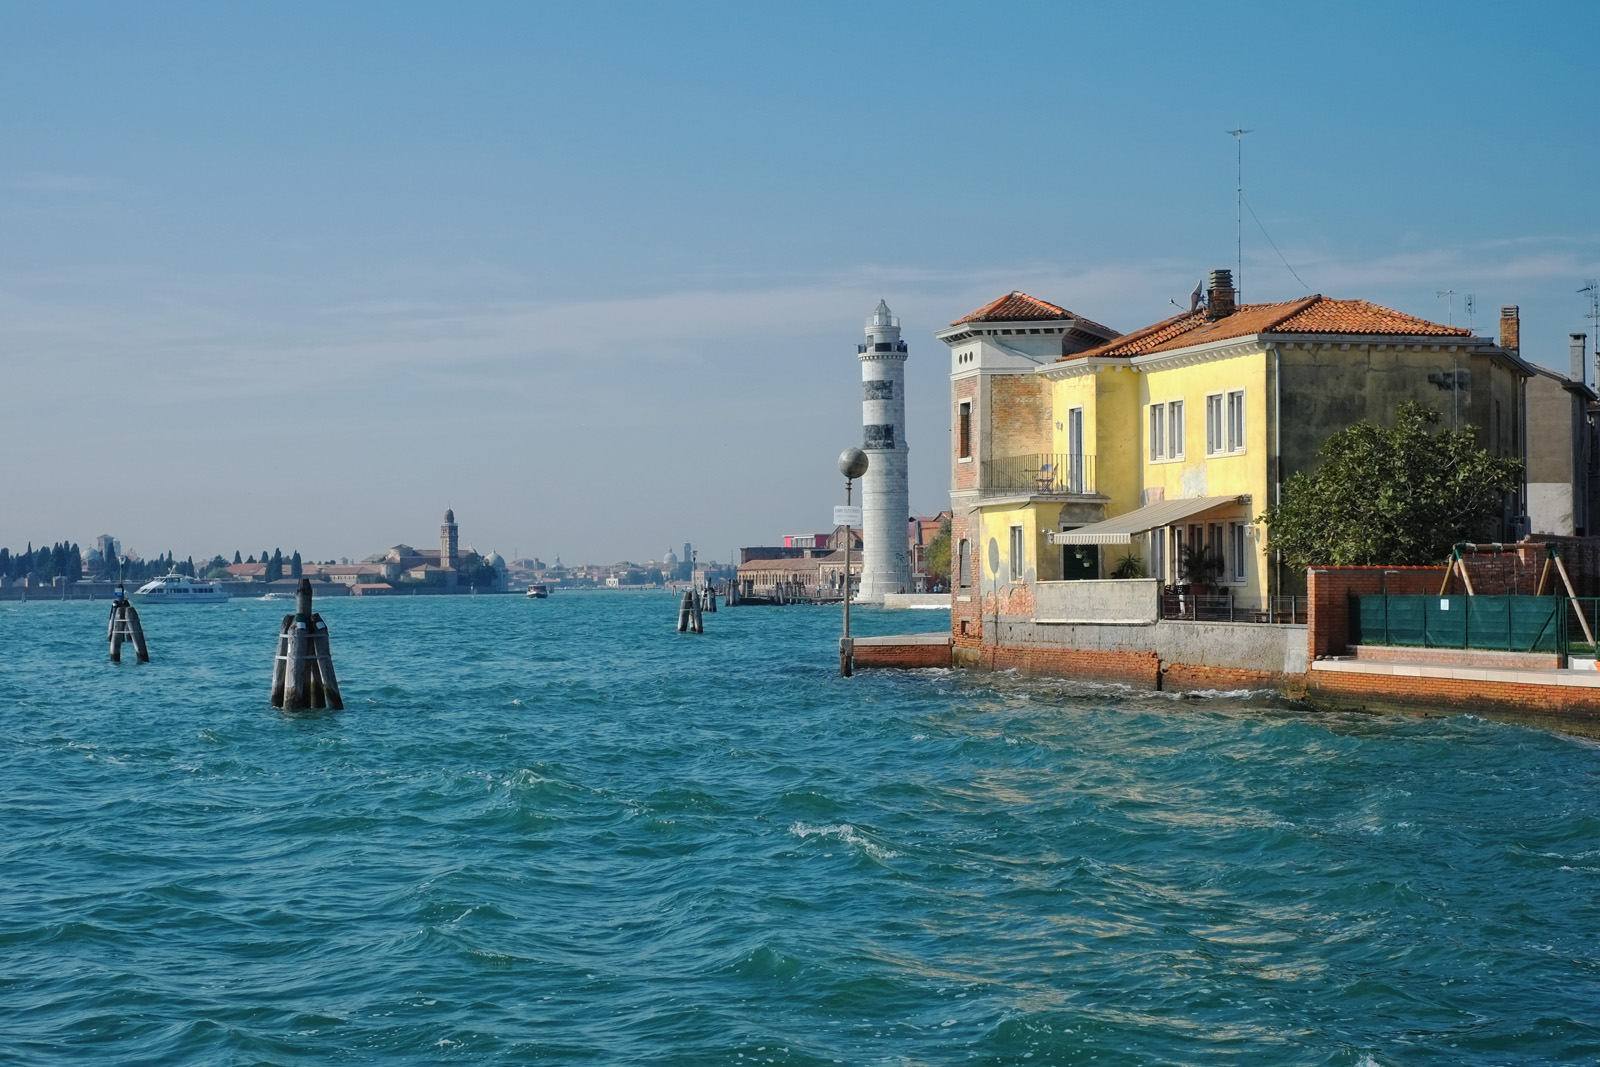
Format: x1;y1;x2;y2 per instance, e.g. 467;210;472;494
4;1;1598;564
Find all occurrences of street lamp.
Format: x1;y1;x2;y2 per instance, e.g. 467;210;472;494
838;447;869;676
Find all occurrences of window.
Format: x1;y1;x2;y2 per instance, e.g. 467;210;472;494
958;401;972;459
958;538;970;588
1067;407;1085;491
1205;393;1224;455
1168;400;1184;458
1226;390;1245;452
1008;525;1024;582
1230;522;1247;581
1149;404;1165;460
1150;527;1166;582
1150;401;1182;460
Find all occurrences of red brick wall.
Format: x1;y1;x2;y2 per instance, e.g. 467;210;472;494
1310;669;1600;727
853;641;953;669
1351;645;1560;670
950;509;978;645
1307;566;1448;658
953;377;978;491
988;375;1052;458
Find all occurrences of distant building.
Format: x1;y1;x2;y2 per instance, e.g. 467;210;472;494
1526;331;1600;536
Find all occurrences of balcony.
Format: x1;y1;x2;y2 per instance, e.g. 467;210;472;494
980;453;1095;496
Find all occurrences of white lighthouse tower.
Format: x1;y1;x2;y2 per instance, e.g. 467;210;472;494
858;299;912;603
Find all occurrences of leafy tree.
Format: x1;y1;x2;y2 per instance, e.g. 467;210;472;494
924;516;951;588
234;550;243;565
1258;401;1523;569
290;550;302;579
267;549;283;583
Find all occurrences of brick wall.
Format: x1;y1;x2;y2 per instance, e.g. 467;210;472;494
1307;566;1448;658
853;641;953;670
1309;669;1600;728
1351;644;1560;670
988;375;1052;457
953;377;978;491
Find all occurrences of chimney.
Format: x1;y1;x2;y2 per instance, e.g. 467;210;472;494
1206;268;1236;319
1573;333;1588;386
1499;305;1519;355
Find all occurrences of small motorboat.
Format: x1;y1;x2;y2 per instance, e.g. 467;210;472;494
525;585;549;599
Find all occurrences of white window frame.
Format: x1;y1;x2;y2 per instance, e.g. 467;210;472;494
1230;522;1247;581
1008;524;1024;582
1149;403;1165;461
1149;527;1166;583
957;400;972;461
1205;393;1225;455
1226;389;1246;453
1168;400;1184;459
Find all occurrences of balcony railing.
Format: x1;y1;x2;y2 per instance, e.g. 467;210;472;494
1161;594;1306;625
980;453;1095;496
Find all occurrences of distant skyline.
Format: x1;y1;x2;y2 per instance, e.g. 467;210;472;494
4;2;1599;562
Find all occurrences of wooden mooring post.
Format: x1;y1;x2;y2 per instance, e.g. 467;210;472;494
106;586;149;663
271;579;344;711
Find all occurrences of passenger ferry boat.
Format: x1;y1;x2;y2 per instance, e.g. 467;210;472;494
131;573;231;603
525;584;549;599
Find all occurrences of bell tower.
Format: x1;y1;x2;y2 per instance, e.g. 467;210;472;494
441;508;459;569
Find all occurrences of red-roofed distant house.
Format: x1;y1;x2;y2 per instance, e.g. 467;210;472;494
939;270;1534;634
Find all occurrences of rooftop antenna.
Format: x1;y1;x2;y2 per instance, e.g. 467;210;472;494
1227;128;1253;302
1582;279;1600;364
1464;293;1475;333
1436;290;1457;327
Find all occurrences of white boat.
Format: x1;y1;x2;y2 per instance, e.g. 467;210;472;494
259;592;290;601
526;585;549;599
131;572;231;604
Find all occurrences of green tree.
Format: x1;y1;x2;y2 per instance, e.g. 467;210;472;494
234;550;242;565
924;516;951;589
1258;401;1523;569
290;550;303;579
267;549;283;583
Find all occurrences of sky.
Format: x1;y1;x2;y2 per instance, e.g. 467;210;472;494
4;1;1599;565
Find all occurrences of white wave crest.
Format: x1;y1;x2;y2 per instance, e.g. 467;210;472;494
789;821;899;860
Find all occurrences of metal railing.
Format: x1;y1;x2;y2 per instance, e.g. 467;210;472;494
1160;594;1305;624
980;453;1095;496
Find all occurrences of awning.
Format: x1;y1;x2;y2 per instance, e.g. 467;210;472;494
1049;495;1247;545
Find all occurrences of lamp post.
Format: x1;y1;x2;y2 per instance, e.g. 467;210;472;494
838;447;869;676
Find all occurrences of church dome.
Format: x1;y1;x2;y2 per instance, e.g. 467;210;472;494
443;508;455;524
484;551;504;569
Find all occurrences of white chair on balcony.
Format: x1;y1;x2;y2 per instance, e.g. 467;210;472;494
1034;462;1056;493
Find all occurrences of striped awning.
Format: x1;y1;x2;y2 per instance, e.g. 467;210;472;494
1049;495;1246;545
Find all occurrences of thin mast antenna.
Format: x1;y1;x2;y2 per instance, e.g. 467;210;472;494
1228;128;1253;301
1438;291;1459;429
1581;279;1600;367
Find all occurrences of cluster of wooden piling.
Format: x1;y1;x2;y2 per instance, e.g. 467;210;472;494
270;579;344;711
677;586;716;633
106;587;149;663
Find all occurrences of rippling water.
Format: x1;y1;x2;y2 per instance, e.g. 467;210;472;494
3;592;1599;1065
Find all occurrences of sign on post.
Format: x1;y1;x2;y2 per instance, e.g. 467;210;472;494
833;505;862;527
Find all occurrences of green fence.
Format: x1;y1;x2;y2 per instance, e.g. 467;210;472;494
1350;595;1567;654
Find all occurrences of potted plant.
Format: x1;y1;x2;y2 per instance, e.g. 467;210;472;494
1178;543;1223;595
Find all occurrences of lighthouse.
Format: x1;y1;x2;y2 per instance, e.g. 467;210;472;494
858;299;912;603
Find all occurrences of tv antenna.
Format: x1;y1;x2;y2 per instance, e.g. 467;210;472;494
1436;289;1457;327
1582;279;1600;363
1228;128;1253;301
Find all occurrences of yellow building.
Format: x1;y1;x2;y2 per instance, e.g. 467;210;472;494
943;271;1532;625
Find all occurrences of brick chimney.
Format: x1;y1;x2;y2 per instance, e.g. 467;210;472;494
1499;305;1519;355
1573;333;1588;386
1207;269;1236;320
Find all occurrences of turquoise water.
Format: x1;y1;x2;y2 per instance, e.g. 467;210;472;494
3;592;1599;1065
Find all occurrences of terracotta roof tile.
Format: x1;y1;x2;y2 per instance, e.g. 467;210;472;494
952;291;1114;337
1063;295;1470;360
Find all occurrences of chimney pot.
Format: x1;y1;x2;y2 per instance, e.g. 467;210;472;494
1572;333;1588;386
1206;268;1236;319
1499;305;1520;355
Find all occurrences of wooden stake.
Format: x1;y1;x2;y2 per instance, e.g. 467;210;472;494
1554;554;1595;647
311;622;344;711
270;614;292;707
126;605;149;663
1456;555;1476;597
